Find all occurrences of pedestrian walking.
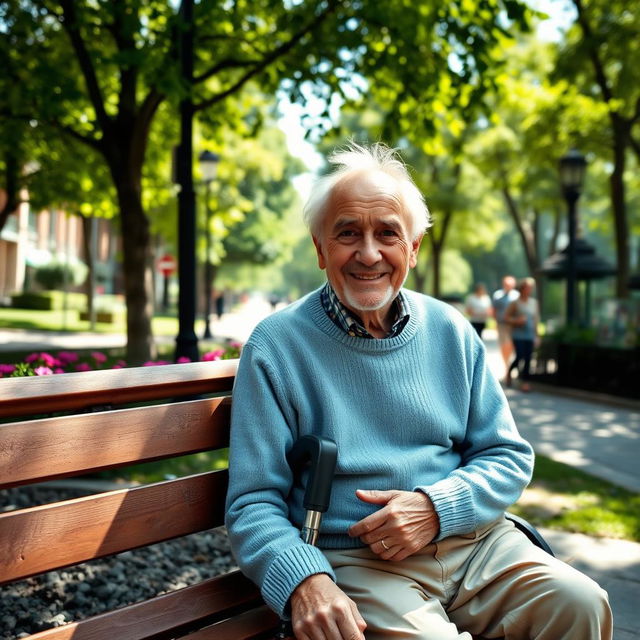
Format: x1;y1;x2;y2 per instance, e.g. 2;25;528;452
492;275;519;380
505;277;539;392
465;282;492;338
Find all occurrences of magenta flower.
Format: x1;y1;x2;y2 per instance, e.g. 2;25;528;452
202;349;224;361
57;351;79;364
53;368;65;374
112;359;127;369
75;363;92;372
177;356;191;363
25;352;41;363
34;366;53;376
0;364;16;376
91;351;107;364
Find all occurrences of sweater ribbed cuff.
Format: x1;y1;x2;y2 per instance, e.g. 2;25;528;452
417;474;476;540
261;543;336;618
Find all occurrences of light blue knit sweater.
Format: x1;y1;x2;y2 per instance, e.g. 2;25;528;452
225;287;534;617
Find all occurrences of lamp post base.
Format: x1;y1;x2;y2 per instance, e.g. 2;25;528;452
175;331;199;363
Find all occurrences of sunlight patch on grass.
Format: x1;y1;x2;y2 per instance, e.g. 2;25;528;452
513;455;640;542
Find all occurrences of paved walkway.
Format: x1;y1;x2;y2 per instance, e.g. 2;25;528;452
1;302;639;637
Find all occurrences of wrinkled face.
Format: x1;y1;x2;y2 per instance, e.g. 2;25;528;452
313;170;422;316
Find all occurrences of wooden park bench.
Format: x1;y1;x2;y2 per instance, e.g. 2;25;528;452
0;360;281;639
0;359;552;640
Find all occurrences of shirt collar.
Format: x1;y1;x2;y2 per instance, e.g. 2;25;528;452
320;282;410;339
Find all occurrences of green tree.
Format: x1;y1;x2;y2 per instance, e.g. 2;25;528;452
555;0;640;297
2;0;533;362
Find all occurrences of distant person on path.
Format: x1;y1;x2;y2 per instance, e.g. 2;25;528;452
225;142;612;640
492;275;519;379
465;282;492;338
505;277;539;392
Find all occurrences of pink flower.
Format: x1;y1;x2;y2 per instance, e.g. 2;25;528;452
75;363;92;372
53;368;65;374
229;341;243;350
0;364;16;375
177;356;191;363
25;352;57;367
91;351;107;364
57;351;79;364
143;360;170;367
202;349;224;361
34;366;53;376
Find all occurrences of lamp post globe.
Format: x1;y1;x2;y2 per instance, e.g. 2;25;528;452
199;150;220;340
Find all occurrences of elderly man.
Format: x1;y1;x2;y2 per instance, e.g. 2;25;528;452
225;142;611;639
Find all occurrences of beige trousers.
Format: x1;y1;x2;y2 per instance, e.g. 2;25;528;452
324;517;612;639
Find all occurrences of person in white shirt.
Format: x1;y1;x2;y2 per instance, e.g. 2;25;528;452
465;283;492;338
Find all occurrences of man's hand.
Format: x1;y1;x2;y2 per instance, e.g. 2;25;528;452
290;573;366;640
349;490;440;561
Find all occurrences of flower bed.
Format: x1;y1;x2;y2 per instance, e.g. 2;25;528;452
0;342;242;378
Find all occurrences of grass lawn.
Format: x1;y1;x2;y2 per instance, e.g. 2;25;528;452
0;306;185;336
513;455;640;542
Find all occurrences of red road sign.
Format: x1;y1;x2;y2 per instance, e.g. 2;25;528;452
157;254;177;276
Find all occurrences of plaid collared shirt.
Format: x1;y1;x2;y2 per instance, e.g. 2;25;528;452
320;282;410;339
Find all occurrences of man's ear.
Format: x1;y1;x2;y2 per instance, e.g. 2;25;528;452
312;235;326;270
409;234;424;269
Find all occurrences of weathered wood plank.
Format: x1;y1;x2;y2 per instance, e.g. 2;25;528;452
0;397;231;489
0;471;228;584
0;360;238;419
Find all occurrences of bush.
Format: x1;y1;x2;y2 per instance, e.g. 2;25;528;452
34;261;88;290
11;291;86;311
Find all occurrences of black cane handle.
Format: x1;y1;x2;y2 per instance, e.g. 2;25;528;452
287;435;338;513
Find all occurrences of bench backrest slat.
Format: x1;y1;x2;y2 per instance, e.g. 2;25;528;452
22;572;262;640
0;361;238;419
0;397;231;489
0;471;227;584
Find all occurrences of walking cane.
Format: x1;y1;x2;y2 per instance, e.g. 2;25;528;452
274;435;338;639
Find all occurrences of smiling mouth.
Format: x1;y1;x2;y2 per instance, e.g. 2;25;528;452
351;273;386;281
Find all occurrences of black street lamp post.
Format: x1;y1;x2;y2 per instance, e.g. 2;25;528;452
199;150;220;340
559;149;587;327
174;0;198;362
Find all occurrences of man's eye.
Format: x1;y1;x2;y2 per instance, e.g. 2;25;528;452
338;230;356;237
380;229;398;237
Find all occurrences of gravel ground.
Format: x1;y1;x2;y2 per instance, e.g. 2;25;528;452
0;486;237;639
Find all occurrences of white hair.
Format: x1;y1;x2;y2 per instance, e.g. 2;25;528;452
303;141;431;240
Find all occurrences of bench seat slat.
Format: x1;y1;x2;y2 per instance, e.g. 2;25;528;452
20;571;262;640
179;605;280;640
0;360;238;419
0;397;231;488
0;471;227;584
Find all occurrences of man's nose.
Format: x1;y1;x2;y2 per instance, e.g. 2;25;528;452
356;235;382;265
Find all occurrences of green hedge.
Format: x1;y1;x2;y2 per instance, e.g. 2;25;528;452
11;291;87;311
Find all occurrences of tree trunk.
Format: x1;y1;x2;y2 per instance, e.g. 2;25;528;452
113;172;156;364
0;152;20;234
610;120;630;299
80;213;94;326
430;238;443;299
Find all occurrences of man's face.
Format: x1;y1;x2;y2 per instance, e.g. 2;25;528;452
312;170;422;317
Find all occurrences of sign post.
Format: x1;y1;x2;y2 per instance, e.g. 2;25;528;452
157;254;177;312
